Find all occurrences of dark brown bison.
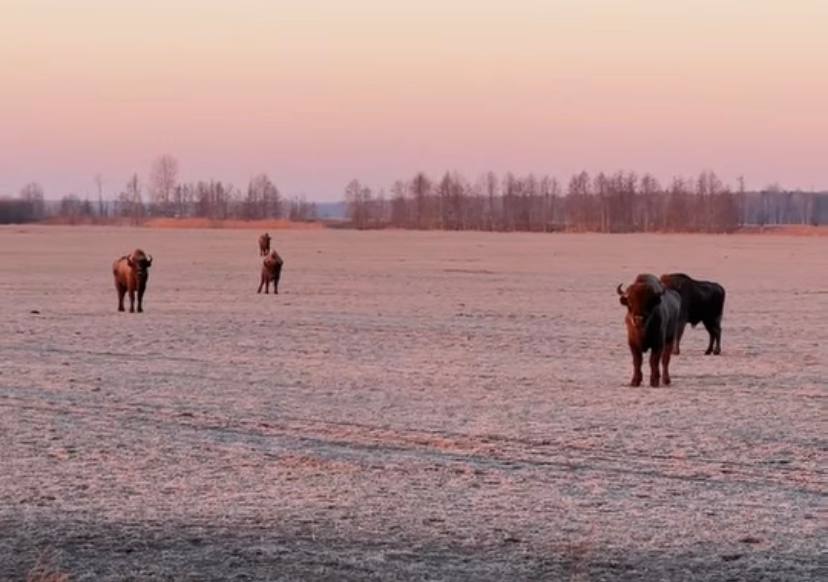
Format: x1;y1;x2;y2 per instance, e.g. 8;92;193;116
617;274;681;387
113;249;153;313
257;250;284;294
660;273;725;355
258;232;271;256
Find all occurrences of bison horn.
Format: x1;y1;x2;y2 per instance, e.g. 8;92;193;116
147;254;153;266
616;283;624;296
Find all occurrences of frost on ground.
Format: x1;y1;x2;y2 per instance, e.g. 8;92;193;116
0;226;825;581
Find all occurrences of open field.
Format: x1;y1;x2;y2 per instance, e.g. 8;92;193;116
0;226;825;581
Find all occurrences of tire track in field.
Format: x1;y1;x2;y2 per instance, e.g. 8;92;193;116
1;394;823;498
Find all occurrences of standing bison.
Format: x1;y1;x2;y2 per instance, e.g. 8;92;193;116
258;233;271;256
257;250;284;295
113;249;153;313
660;273;726;355
617;274;681;387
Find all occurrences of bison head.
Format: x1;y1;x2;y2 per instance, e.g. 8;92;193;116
618;275;663;330
264;250;283;269
127;249;153;280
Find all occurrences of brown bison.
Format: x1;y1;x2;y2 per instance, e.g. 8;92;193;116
617;274;681;387
257;250;284;294
258;232;271;256
113;249;153;313
660;273;725;355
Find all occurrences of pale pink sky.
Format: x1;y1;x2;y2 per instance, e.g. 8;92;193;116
2;0;827;200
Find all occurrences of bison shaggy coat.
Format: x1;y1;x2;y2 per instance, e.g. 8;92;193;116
618;274;681;387
660;273;725;355
258;250;284;295
113;249;153;313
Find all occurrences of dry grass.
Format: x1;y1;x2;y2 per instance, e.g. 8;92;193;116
736;224;828;236
40;216;114;226
38;216;827;235
560;540;593;582
1;228;824;580
26;552;70;582
40;216;324;230
143;217;323;230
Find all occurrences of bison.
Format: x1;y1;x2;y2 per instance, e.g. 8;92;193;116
258;232;271;256
257;250;284;295
660;273;725;355
113;249;153;313
617;274;681;387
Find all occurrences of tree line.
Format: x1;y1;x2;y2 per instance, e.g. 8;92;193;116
344;171;827;232
2;160;826;229
0;155;317;224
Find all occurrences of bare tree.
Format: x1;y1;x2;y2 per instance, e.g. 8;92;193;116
639;174;661;232
345;179;372;229
245;174;282;219
19;182;46;220
118;173;145;225
484;171;499;230
288;195;317;221
410;173;432;229
94;174;106;218
390;180;408;227
58;194;94;223
148;154;179;216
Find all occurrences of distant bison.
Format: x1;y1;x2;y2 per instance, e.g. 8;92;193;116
617;274;681;387
660;273;725;355
258;250;284;295
113;249;153;313
258;233;271;256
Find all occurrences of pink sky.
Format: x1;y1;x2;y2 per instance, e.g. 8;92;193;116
2;0;827;200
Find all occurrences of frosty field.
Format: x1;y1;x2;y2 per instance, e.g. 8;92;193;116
0;226;825;581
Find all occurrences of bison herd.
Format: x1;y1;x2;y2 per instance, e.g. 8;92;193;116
112;232;284;312
112;233;726;388
618;272;726;387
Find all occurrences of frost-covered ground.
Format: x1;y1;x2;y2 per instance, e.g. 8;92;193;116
0;226;825;581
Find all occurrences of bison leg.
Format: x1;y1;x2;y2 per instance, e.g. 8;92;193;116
711;317;722;355
703;319;719;355
649;349;661;387
137;289;144;313
673;322;685;355
661;343;673;386
273;265;282;295
128;289;135;313
117;285;126;312
257;275;264;294
630;347;643;387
